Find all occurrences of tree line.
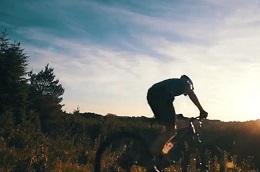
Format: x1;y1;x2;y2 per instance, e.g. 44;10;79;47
0;31;65;133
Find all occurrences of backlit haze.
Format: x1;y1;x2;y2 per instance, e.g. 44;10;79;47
1;0;260;121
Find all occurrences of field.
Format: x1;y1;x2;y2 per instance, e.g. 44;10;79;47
0;113;259;172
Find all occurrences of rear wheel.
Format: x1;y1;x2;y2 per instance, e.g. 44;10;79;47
94;132;153;172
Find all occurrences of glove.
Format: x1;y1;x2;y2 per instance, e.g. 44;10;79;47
200;109;208;119
176;114;185;120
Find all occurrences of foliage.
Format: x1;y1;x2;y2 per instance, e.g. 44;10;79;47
29;64;64;118
0;31;29;124
28;64;65;133
28;64;64;108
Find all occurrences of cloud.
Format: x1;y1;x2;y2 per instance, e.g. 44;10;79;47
19;30;161;110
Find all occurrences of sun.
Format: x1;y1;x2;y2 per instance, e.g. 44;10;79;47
239;90;260;121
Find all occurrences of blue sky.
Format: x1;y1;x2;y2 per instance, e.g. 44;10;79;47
1;0;260;121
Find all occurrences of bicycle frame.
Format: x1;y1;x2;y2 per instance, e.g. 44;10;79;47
158;115;224;172
159;116;204;165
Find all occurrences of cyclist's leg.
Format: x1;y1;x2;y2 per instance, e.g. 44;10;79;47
164;103;176;140
158;102;177;155
148;98;176;155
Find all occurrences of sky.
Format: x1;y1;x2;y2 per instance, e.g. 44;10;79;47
0;0;260;122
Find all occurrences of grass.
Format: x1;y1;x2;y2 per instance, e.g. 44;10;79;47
0;123;258;171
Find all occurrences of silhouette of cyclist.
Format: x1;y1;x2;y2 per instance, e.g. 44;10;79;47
147;75;208;155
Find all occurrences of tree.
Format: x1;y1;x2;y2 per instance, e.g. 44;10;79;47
28;64;65;133
0;31;29;124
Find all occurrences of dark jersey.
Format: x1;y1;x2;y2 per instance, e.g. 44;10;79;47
148;78;192;101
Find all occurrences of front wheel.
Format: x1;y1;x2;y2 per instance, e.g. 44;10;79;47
182;144;225;172
94;132;154;172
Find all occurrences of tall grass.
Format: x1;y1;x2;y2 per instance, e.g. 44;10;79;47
0;130;257;172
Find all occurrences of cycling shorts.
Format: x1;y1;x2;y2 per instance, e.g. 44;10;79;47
147;87;176;126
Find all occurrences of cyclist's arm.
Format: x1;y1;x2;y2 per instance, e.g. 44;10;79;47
188;90;208;119
187;90;204;111
183;81;208;118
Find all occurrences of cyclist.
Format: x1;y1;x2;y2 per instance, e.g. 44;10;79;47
147;75;208;155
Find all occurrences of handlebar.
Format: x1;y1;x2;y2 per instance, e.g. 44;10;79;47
176;114;206;122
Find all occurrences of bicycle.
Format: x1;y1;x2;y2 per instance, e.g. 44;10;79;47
94;114;225;172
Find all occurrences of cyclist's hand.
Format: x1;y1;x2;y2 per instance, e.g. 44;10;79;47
176;114;184;119
176;114;187;120
199;109;208;120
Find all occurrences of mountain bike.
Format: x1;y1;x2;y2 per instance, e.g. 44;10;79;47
94;114;225;172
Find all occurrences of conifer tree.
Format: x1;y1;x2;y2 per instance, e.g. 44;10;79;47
28;64;65;133
0;31;28;124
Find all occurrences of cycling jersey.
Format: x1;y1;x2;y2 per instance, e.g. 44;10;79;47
147;78;193;125
148;78;192;101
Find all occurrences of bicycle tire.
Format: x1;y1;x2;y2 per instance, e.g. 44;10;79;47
182;144;225;172
94;132;153;172
203;145;225;172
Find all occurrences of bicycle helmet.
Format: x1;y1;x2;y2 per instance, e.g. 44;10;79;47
180;75;194;90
